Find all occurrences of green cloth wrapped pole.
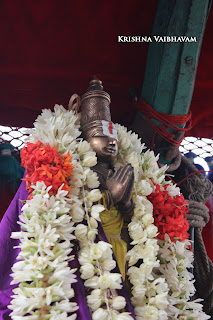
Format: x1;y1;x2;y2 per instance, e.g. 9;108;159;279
133;0;211;164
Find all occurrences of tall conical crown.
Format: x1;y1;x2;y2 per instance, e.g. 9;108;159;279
80;76;111;130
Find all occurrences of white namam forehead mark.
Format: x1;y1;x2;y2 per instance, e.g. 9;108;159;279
102;120;118;140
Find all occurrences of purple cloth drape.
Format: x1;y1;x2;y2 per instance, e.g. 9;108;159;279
0;180;28;319
0;180;135;319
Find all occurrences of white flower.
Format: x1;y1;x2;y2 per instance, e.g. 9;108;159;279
80;263;95;279
82;152;97;167
175;240;187;256
71;205;85;222
128;221;147;243
89;217;98;229
86;170;100;189
56;184;70;200
132;284;146;298
31;181;52;197
99;273;114;290
126;239;159;266
116;313;134;320
99;272;122;290
158;310;168;320
51;300;78;313
85;272;122;291
49;310;77;320
91;204;105;221
48;264;77;287
133;196;153;218
88;229;97;241
120;137;131;150
127;266;145;286
146;224;158;238
92;308;108;320
125;152;140;175
135;305;159;320
112;296;126;310
142;213;154;226
46;284;65;305
78;140;91;154
152;278;168;295
87;189;102;203
87;289;104;311
99;258;116;271
166;183;180;197
133;205;146;218
11;264;43;284
75;224;87;240
27;253;49;270
78;248;93;265
136;179;153;196
90;243;105;260
84;276;99;289
93;241;113;261
10;287;46;313
36;225;60;256
149;293;168;310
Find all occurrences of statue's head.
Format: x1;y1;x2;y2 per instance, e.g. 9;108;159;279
81;77;118;163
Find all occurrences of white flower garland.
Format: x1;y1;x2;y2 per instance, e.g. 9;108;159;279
116;125;169;319
157;235;208;319
9;106;83;320
9;105;210;320
115;124;210;320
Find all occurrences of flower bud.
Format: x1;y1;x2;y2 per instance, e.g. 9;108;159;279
146;224;158;238
91;204;105;221
92;308;108;320
117;312;139;319
88;230;96;241
112;296;126;310
82;152;97;167
75;224;87;240
80;263;95;279
101;259;116;271
87;189;102;203
72;205;85;222
142;213;154;226
86;171;100;189
89;217;98;229
87;289;104;311
78;140;91;154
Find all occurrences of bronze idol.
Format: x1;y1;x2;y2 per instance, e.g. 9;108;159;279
81;77;134;215
81;77;134;279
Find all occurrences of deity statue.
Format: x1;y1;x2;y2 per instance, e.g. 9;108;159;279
0;77;210;320
80;76;134;279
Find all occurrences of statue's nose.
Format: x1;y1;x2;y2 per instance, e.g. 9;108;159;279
109;137;117;145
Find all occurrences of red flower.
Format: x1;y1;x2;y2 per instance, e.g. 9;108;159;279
148;184;189;242
21;141;73;195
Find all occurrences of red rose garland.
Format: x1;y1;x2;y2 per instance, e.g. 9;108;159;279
148;184;189;242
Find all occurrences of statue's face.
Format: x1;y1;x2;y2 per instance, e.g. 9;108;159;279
87;134;118;163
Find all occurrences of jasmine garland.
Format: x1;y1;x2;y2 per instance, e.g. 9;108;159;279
9;105;210;320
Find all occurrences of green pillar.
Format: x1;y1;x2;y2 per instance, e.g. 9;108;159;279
134;0;211;164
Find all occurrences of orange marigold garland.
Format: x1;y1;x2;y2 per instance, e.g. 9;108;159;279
21;141;73;195
148;184;189;241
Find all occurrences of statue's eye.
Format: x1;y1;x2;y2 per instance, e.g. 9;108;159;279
93;134;107;139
